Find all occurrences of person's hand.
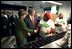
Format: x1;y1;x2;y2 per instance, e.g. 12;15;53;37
47;30;50;34
34;30;38;33
50;28;55;33
27;32;31;36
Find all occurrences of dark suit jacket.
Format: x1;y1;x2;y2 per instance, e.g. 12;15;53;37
24;15;39;41
1;15;9;37
24;15;38;30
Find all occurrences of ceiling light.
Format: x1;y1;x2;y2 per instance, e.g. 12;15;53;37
42;1;62;5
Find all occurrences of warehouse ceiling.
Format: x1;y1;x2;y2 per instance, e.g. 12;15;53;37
1;1;71;6
1;1;71;11
1;1;62;7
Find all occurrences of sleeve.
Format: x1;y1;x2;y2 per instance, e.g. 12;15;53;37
20;21;34;33
49;20;55;33
38;20;42;27
51;20;55;29
55;18;58;24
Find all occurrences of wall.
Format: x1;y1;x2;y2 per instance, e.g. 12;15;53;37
59;1;71;20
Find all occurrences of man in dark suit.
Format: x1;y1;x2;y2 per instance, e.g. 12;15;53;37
24;8;39;42
8;11;17;36
1;11;10;38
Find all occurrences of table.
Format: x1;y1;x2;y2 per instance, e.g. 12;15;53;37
40;38;62;48
25;32;66;48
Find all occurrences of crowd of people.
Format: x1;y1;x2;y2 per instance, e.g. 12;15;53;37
1;7;71;48
1;10;17;37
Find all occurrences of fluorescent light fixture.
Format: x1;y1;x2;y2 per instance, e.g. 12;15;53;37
42;1;46;3
42;1;62;5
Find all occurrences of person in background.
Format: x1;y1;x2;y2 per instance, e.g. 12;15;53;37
1;10;10;38
15;9;36;48
35;12;41;23
67;15;71;48
55;13;71;48
67;15;71;24
56;23;71;48
9;11;16;36
24;8;38;42
38;12;55;37
55;13;67;32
